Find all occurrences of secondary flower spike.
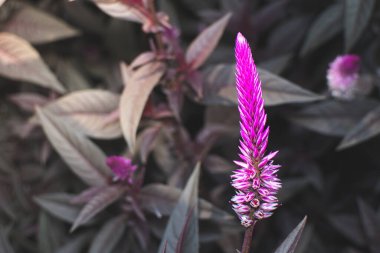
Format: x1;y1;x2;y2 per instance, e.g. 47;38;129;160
327;54;371;100
106;156;137;183
231;33;281;227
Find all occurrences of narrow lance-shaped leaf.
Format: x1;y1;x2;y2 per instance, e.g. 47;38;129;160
274;216;307;253
202;64;323;106
185;13;232;70
289;99;379;137
120;61;165;152
344;0;375;51
338;106;380;150
34;193;81;223
0;229;15;253
89;214;127;253
158;164;200;253
92;0;146;23
3;6;79;44
38;211;63;253
36;107;111;186
71;185;126;232
43;89;122;139
301;3;343;56
0;32;65;93
56;233;92;253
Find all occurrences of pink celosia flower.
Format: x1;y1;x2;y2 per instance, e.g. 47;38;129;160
231;33;281;227
106;156;137;183
327;54;371;100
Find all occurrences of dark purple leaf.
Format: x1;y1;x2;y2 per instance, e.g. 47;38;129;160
274;216;307;253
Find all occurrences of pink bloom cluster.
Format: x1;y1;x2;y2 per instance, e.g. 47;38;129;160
106;156;137;183
231;33;281;227
327;54;370;100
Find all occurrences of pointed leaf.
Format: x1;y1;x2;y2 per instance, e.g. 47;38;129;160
290;99;379;137
0;32;65;92
3;6;79;44
338;106;380;149
71;185;126;231
328;214;366;246
344;0;375;51
140;183;233;222
43;89;121;139
357;199;380;253
0;1;6;7
89;215;127;253
38;211;64;253
202;64;323;106
185;13;232;70
301;3;343;55
36;108;111;186
274;216;307;253
34;193;81;223
93;0;146;23
158;164;200;253
119;61;165;152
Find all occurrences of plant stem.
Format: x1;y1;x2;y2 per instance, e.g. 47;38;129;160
241;221;256;253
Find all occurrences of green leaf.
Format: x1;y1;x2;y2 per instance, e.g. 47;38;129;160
301;3;343;56
158;163;200;253
0;32;65;93
71;185;126;232
89;215;127;253
338;106;380;149
344;0;375;51
202;64;323;106
34;193;81;223
43;89;121;139
185;13;232;70
289;99;379;137
36;107;111;186
3;6;79;44
274;216;307;253
119;61;165;152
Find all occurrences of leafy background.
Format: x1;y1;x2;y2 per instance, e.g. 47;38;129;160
1;0;380;253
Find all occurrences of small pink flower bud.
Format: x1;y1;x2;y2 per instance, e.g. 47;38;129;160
106;156;137;183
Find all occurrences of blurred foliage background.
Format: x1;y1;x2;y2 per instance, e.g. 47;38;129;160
1;0;380;253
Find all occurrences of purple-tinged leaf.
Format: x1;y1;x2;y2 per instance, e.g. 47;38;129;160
259;54;292;75
344;0;375;51
202;64;323;106
185;13;232;70
43;89;122;139
3;6;79;44
71;185;126;232
338;106;380;150
34;193;81;224
301;3;343;56
0;32;65;93
274;216;307;253
140;183;233;222
119;61;165;152
158;164;200;253
136;123;162;163
357;199;380;253
92;0;146;23
89;215;127;253
8;92;48;112
36;108;112;186
290;99;379;137
70;186;105;205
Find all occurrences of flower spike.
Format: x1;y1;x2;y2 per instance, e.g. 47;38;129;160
231;33;281;227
